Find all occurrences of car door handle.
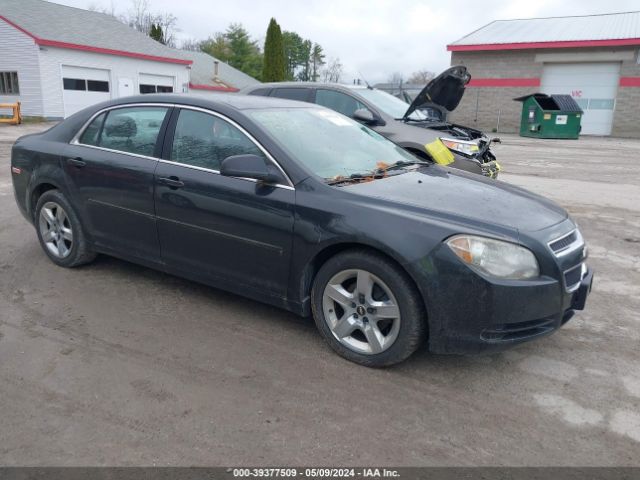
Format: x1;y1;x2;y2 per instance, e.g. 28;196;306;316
157;176;184;189
67;157;86;168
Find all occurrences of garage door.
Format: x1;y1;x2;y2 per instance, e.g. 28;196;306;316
541;63;620;136
62;66;111;117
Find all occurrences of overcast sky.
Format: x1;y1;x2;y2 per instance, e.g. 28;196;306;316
54;0;640;83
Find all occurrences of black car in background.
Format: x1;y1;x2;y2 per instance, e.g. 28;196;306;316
241;66;501;178
11;94;591;366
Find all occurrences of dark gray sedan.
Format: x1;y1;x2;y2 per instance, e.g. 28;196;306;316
11;94;591;367
241;66;501;178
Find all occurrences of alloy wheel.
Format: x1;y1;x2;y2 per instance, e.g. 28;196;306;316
322;269;401;355
39;201;73;258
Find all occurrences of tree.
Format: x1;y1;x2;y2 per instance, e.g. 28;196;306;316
117;0;177;47
200;33;232;62
408;69;435;84
262;18;286;82
388;72;404;85
200;24;263;80
282;31;305;80
149;23;164;44
322;57;343;83
311;43;326;82
297;39;313;81
281;31;325;81
180;38;202;51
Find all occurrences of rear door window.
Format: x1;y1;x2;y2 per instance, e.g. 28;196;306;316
271;88;312;103
315;89;366;117
170;108;265;171
247;88;272;96
97;107;169;157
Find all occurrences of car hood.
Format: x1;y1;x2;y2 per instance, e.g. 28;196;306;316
404;66;471;119
343;167;567;233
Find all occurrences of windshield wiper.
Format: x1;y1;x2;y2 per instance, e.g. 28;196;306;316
377;160;430;174
326;160;430;186
325;173;378;186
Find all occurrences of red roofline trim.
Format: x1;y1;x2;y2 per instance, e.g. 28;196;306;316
0;15;192;65
189;83;239;92
620;77;640;87
467;78;540;87
37;40;192;65
448;38;640;51
0;14;38;39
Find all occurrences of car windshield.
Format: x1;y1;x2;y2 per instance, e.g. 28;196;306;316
248;107;420;181
355;88;427;121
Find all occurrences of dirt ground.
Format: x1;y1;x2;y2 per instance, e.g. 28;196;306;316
0;123;639;466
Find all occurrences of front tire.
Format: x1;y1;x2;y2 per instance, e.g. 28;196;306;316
311;249;427;367
35;190;96;267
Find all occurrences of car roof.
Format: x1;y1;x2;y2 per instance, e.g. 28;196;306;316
243;82;370;92
100;93;316;111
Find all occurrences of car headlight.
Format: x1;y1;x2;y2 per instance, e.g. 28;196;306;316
440;137;480;156
446;235;539;280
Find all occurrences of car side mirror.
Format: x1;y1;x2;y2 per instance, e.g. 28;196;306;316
220;154;281;184
353;108;377;124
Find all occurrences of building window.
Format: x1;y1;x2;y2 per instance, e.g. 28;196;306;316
63;78;87;91
87;80;109;92
63;78;110;92
140;84;174;94
0;71;20;95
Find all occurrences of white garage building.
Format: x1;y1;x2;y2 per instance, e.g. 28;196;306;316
448;11;640;137
0;0;258;119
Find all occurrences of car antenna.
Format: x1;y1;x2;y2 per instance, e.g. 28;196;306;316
358;71;373;89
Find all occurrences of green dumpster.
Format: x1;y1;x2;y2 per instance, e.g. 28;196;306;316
514;93;583;139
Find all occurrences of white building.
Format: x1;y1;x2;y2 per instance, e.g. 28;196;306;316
0;0;259;119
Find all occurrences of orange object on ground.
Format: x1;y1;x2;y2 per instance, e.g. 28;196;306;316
0;102;22;125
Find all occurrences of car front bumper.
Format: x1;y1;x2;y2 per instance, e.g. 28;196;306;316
410;244;593;355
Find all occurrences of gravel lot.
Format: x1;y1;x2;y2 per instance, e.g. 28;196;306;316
0;123;639;466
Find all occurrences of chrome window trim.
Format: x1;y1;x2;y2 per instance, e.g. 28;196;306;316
547;228;584;258
69;102;295;191
156;158;294;191
70;102;175;145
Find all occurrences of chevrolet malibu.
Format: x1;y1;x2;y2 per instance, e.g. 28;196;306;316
11;95;593;367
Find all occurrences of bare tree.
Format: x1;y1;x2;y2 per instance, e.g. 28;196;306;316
180;38;202;51
87;1;117;16
322;57;343;83
387;72;404;85
93;0;178;47
407;69;435;84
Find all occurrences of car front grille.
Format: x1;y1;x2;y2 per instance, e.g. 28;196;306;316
550;231;577;252
564;262;586;292
548;228;584;257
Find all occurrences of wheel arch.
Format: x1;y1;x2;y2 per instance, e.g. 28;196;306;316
28;180;63;221
298;241;428;321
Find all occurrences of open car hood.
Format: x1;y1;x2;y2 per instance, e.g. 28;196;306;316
404;65;471;120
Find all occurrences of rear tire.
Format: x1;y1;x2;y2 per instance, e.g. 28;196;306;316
311;249;427;367
35;190;96;268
